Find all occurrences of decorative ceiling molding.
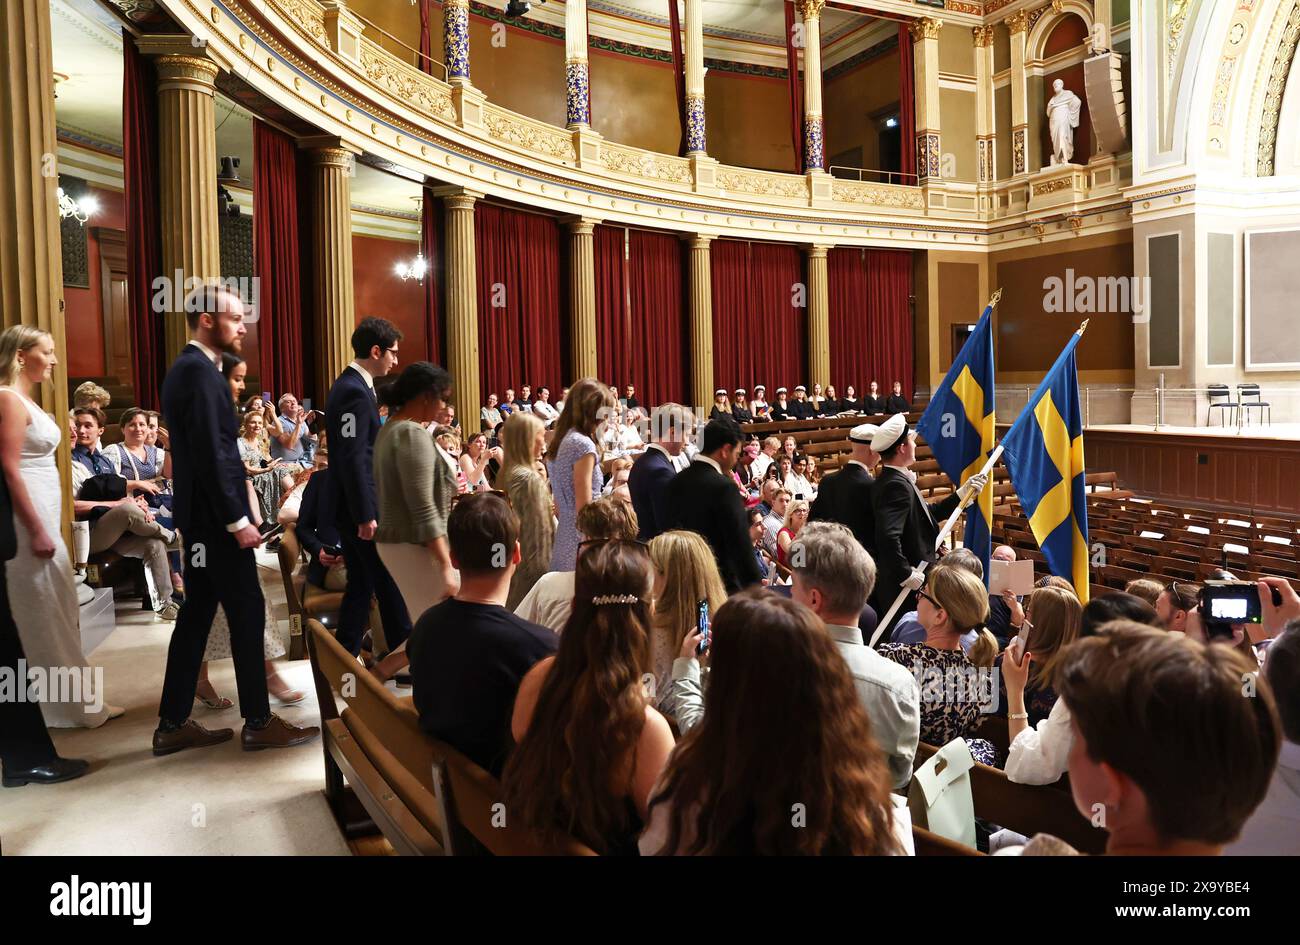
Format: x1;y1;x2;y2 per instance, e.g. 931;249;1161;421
1256;0;1300;176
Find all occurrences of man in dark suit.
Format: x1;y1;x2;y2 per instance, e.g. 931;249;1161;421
155;285;319;755
869;414;986;635
629;403;688;542
0;429;89;787
810;422;879;556
667;416;762;593
325;317;411;655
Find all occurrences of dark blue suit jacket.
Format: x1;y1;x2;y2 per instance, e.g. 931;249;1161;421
161;344;251;534
296;469;341;587
325;365;380;529
628;446;677;542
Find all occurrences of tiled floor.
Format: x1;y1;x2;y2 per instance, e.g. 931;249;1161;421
0;548;349;856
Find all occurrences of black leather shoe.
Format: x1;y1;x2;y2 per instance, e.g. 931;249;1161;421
2;757;90;788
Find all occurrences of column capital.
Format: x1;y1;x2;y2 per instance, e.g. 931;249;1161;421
972;25;995;47
298;134;364;156
135;33;230;73
795;0;826;21
909;17;943;43
1007;10;1031;35
805;244;832;258
685;233;715;250
563;216;602;235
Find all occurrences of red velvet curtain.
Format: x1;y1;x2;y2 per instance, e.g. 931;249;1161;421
595;226;687;405
711;240;806;394
668;0;687;157
418;0;433;72
253;121;303;399
474;203;563;398
827;247;914;399
422;186;443;364
123;37;164;409
785;1;803;173
899;22;917;181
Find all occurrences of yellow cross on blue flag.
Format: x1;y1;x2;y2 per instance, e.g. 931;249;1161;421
1000;325;1090;602
916;303;996;582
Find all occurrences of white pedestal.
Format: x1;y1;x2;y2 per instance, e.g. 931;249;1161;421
80;586;117;658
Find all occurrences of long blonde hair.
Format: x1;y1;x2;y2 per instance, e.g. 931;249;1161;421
499;410;544;482
649;530;727;656
926;565;997;668
1022;585;1083;690
0;326;51;387
239;411;270;460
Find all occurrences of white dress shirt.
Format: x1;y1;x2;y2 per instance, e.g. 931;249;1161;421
1004;696;1073;785
1225;740;1300;855
826;623;921;791
784;472;815;500
533;400;559;423
751;452;773;480
513;571;575;633
348;360;375;391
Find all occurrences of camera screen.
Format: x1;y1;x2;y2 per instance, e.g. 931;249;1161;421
1210;597;1249;621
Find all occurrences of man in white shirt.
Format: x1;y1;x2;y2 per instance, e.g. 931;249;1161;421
531;385;559;424
751;436;779;481
788;521;921;791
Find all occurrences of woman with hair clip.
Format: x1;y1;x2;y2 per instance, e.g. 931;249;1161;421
640;589;900;855
546;377;614;571
0;325;123;727
504;539;675;855
499;410;554;610
878;565;1001;765
647;530;727;707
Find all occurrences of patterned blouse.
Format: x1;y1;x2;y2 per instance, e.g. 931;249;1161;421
878;641;999;766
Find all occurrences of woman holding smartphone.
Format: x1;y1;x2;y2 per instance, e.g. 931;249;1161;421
647;530;727;708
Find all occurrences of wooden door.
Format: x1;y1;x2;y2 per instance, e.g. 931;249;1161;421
95;228;131;388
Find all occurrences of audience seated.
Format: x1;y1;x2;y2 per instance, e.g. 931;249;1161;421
481;393;503;432
647;529;727;709
269;392;317;468
884;381;910;414
890;548;1013;648
406;492;557;777
504;539;675;855
775;497;809;577
1154;581;1200;633
878;566;1000;765
70;407;180;618
1017;622;1280;856
1122;577;1163;607
515;495;638;632
294;461;346;592
640;589;901;855
789;522;921;791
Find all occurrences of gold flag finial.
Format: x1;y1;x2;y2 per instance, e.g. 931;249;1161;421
1078;318;1090;336
989;287;1003;308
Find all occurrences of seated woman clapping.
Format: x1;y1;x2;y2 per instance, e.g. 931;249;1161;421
504;538;675;855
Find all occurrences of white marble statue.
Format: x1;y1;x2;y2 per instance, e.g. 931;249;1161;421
1046;78;1082;165
1089;22;1110;55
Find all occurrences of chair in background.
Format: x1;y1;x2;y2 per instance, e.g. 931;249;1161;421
1205;384;1237;427
1236;383;1270;429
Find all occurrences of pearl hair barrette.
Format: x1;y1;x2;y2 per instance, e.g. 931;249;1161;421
592;594;640;606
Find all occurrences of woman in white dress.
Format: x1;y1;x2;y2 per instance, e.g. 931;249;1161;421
0;326;123;728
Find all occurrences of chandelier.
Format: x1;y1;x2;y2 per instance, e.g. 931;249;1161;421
58;187;98;226
395;196;427;282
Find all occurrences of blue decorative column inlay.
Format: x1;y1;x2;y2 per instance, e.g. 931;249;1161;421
444;0;471;81
686;94;706;154
803;115;824;172
566;59;590;127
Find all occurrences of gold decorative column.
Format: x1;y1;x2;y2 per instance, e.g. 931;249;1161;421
0;0;72;531
795;0;827;172
567;218;599;380
683;0;707;154
303;140;358;389
1008;10;1031;176
142;41;224;361
687;234;714;409
909;17;943;180
443;191;480;417
973;25;996;184
806;245;830;385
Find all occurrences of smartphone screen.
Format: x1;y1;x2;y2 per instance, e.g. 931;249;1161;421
696;599;711;656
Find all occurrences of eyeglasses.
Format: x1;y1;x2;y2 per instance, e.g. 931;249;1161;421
917;589;941;609
1165;580;1196;609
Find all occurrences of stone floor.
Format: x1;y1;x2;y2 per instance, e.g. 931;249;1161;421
0;547;350;856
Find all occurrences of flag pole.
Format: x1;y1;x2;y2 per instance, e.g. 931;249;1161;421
869;443;1006;647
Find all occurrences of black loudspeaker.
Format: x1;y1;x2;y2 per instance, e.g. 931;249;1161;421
1084;52;1128;154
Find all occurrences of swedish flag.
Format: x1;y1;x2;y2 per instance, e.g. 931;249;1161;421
917;303;996;582
1000;326;1090;602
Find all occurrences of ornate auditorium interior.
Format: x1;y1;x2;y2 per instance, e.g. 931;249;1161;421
0;0;1298;861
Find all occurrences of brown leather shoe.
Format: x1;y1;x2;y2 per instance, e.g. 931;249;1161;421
241;714;321;751
153;719;234;756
